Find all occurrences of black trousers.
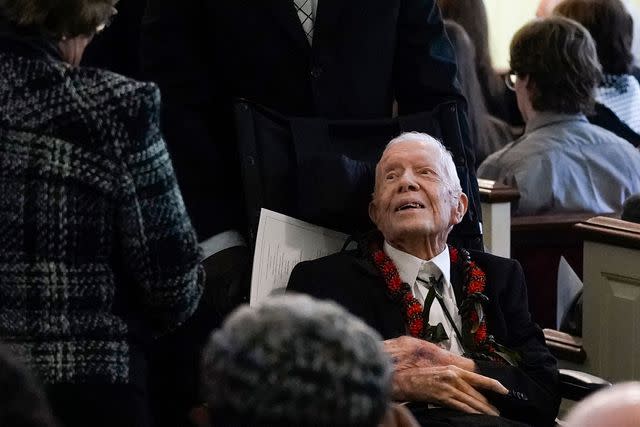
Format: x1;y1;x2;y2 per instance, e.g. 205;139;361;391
46;383;152;427
408;405;532;427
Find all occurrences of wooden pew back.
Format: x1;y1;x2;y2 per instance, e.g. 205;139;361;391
576;217;640;381
511;213;596;328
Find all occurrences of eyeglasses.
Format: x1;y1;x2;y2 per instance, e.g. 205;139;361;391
96;7;118;34
504;71;518;91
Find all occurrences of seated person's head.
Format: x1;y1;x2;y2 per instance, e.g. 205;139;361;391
554;0;634;75
200;294;392;427
368;132;468;256
622;194;640;223
509;17;602;121
564;382;640;427
0;345;58;427
0;0;118;66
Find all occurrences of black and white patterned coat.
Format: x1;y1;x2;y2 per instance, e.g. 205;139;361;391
0;37;204;386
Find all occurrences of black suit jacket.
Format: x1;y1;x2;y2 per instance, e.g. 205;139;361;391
141;0;478;240
288;248;560;427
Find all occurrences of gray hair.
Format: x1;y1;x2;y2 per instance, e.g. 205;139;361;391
384;132;462;196
201;294;392;427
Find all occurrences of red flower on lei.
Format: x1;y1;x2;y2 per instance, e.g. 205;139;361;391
370;239;513;363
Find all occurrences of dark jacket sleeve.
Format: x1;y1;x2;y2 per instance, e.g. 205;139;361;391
476;260;560;427
394;0;461;113
393;0;481;248
116;83;204;335
140;0;231;239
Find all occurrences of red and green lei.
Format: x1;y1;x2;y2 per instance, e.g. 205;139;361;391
369;237;519;365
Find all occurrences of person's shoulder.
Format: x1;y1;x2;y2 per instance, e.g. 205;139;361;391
478;135;546;180
293;250;361;274
576;119;632;145
288;249;370;298
72;66;160;105
467;249;519;272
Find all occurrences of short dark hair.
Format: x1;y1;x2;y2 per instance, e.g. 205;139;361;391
510;16;602;114
554;0;634;75
0;0;117;38
0;345;58;427
201;294;392;427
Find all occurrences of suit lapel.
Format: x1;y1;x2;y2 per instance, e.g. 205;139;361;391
265;0;311;52
312;0;345;51
450;256;465;308
353;251;406;338
353;255;380;278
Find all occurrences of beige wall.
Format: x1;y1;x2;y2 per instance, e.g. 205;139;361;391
485;0;640;70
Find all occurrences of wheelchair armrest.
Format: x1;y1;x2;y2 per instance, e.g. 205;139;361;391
559;369;611;401
543;328;586;364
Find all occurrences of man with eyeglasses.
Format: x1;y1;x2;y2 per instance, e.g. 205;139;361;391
479;17;640;216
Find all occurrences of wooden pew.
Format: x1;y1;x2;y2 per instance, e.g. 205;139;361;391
478;179;595;328
478;179;519;258
544;328;586;365
510;212;596;329
575;217;640;381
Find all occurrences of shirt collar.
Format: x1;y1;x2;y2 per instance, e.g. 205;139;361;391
383;241;451;286
524;112;588;134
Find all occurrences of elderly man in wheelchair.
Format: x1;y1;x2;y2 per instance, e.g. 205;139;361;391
288;132;560;426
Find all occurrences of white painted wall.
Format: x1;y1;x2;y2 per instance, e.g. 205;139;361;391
485;0;640;70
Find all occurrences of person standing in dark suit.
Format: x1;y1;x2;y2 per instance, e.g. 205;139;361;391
288;132;559;427
140;0;482;314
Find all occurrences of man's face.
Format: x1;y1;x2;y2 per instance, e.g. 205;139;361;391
368;140;467;244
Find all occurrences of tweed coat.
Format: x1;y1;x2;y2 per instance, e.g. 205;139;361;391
0;34;203;387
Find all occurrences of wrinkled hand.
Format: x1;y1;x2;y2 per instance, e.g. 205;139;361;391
392;365;509;416
384;336;454;371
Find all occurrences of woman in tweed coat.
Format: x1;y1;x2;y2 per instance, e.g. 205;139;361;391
0;1;204;425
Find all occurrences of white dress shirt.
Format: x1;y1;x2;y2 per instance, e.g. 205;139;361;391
384;242;464;355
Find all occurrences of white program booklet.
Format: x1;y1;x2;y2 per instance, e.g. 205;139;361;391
250;209;349;306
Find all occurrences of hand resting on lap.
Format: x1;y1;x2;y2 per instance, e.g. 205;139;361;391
384;336;508;416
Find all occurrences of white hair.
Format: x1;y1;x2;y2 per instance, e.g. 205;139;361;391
383;132;462;196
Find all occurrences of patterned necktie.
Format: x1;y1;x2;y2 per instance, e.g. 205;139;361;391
416;263;444;303
293;0;314;44
416;264;450;343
